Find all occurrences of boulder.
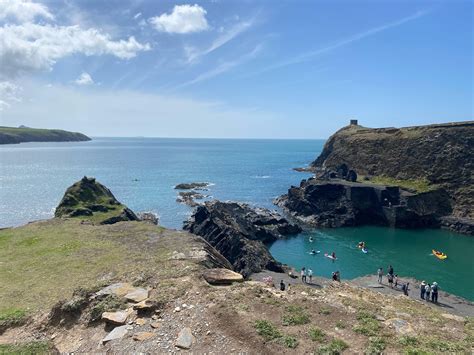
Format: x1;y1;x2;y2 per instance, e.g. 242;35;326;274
96;283;136;297
137;212;159;225
175;327;194;349
102;325;129;344
184;201;301;277
174;182;210;190
203;268;244;285
133;299;157;311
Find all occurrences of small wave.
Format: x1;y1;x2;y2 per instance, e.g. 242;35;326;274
254;175;271;179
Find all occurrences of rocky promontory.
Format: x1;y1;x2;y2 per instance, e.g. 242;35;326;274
55;176;139;224
184;201;302;277
0;126;91;144
279;121;474;234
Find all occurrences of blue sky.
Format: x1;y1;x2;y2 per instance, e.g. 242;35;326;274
0;0;472;138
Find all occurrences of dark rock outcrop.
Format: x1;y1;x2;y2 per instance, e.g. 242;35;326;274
183;201;302;277
176;191;207;207
137;212;159;225
311;121;474;219
276;179;452;229
55;177;139;224
174;182;210;190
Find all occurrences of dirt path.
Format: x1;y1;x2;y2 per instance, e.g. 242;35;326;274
252;271;474;317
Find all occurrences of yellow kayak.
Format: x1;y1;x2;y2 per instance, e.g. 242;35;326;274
432;249;447;260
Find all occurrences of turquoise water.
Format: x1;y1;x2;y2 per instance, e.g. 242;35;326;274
1;138;472;300
269;227;474;301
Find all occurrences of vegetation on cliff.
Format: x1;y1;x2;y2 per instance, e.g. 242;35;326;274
0;126;91;144
312;121;474;219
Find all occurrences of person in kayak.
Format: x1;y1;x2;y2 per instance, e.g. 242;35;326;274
431;282;439;303
420;281;426;299
310;249;316;255
331;251;336;259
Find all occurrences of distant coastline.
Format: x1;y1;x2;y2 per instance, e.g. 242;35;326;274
0;126;91;145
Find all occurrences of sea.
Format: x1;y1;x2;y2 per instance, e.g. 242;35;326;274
1;138;472;300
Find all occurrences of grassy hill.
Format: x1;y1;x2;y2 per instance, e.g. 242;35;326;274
0;126;90;144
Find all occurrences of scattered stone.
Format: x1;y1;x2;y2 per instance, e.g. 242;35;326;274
102;325;129;343
202;268;244;285
137;212;159;225
96;283;136;297
135;318;147;326
441;313;465;322
151;322;161;329
174;307;181;313
376;315;386;321
133;332;155;341
124;288;149;303
102;309;133;325
133;299;156;311
386;318;414;335
175;327;194;349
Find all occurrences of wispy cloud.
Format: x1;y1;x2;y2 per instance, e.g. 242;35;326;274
255;10;429;75
175;44;263;90
185;17;256;63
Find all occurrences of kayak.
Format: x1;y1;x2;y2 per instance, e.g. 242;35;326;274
309;251;321;255
362;248;368;254
432;249;447;260
324;253;337;260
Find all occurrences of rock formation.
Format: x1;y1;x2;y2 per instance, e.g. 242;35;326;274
276;179;452;228
0;126;91;144
55;176;139;224
311;121;474;219
183;201;302;277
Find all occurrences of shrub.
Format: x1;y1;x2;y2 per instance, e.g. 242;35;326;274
317;338;349;354
282;305;310;326
353;311;380;336
0;308;27;329
281;335;299;348
254;320;282;341
319;307;332;315
335;320;346;329
365;337;386;354
309;327;326;342
89;295;128;323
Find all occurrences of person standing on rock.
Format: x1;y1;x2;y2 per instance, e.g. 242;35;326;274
420;281;426;299
431;282;438;303
301;267;307;283
388;265;394;277
388;273;394;288
377;267;383;284
308;268;313;284
425;283;431;302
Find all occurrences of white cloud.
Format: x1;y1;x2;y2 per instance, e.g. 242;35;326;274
185;18;254;62
0;23;151;79
149;4;209;34
0;0;53;23
133;12;142;20
75;72;94;85
0;80;21;111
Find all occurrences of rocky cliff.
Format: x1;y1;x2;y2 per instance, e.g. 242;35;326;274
0;126;91;144
311;121;474;219
55;177;139;224
184;201;302;277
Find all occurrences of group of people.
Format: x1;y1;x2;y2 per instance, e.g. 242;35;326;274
377;265;409;295
300;267;314;284
420;281;439;303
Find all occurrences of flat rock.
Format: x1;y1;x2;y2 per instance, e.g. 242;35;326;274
133;299;155;310
175;327;193;349
202;268;244;285
102;325;129;343
96;283;136;297
102;309;133;325
133;332;154;341
151;322;161;329
124;288;149;303
386;318;414;335
135;318;147;326
441;313;465;322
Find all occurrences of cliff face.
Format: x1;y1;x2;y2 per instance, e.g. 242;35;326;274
0;126;91;144
184;201;302;277
55;177;139;224
312;122;474;219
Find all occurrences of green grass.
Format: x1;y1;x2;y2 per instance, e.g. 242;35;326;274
254;320;282;341
309;327;326;342
319;307;332;315
0;341;53;354
353;311;380;336
0;308;28;330
364;176;434;193
399;336;419;347
335;320;346;329
365;337;386;354
280;335;299;349
317;338;349;354
282;305;310;326
0;219;200;320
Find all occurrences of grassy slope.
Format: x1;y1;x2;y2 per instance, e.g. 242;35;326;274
0;219;201;317
0;126;90;144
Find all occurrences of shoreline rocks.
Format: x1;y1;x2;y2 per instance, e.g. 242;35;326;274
174;182;210;190
184;201;302;278
276;179;452;229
